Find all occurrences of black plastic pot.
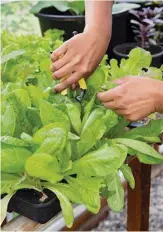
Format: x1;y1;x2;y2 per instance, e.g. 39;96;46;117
35;7;85;41
7;189;61;224
113;43;163;67
158;42;163;64
107;11;129;59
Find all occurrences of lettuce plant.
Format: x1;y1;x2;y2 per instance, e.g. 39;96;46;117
1;30;163;228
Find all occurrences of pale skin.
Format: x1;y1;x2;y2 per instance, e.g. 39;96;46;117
98;77;163;121
50;0;163;121
50;1;113;91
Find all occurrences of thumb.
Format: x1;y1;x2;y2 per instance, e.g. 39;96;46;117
114;76;133;85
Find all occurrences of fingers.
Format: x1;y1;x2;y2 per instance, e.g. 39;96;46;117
71;83;78;91
103;101;119;110
50;44;67;62
114;76;135;85
50;53;70;72
54;72;80;92
53;62;75;79
97;86;121;103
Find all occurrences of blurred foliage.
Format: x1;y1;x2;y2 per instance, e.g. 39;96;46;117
1;0;40;35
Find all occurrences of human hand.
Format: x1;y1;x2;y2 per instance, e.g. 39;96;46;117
50;28;110;92
97;77;163;121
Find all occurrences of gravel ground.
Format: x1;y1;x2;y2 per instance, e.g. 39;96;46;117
93;171;163;231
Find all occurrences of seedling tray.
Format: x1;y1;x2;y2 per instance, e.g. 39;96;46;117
7;189;61;224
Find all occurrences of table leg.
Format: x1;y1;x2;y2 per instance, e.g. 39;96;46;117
127;158;151;231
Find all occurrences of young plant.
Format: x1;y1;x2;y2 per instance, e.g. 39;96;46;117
130;7;163;48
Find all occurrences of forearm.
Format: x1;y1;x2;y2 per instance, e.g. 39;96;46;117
84;0;113;39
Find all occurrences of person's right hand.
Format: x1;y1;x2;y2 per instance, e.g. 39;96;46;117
50;28;110;92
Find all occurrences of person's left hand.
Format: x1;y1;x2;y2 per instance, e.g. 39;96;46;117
97;76;160;121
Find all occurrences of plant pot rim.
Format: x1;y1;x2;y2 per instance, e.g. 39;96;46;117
35;12;85;21
35;8;129;20
113;43;163;58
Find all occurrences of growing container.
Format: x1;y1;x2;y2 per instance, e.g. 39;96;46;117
7;189;61;224
113;43;163;67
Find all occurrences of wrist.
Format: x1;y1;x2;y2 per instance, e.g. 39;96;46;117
84;25;111;41
153;80;163;113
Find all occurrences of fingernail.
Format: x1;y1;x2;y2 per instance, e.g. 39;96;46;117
71;84;76;91
97;93;102;98
53;87;58;93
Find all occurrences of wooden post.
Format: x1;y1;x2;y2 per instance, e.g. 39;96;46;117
127;158;151;231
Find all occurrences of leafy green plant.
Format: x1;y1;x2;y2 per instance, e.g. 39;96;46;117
30;1;85;15
1;30;163;228
1;1;40;35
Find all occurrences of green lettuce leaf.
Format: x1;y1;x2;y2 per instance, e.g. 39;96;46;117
27;85;45;108
113;138;163;163
122;119;163;142
1;143;32;174
35;128;67;156
66;176;102;214
3;92;33;137
43;182;82;204
25;153;63;184
0;191;15;225
1;49;25;64
12;89;31;107
1;173;22;195
1;136;29;147
59;141;72;172
120;164;135;189
71;144;127;177
137;152;163;164
81;94;96;128
106;172;124;212
66;103;81;134
1;105;16;137
33;123;66;144
40;100;70;131
77;108;106;156
43;185;74;228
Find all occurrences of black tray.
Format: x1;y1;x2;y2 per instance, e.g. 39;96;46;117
8;189;61;224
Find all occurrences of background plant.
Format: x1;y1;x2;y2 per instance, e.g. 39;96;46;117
1;0;40;35
130;7;163;48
